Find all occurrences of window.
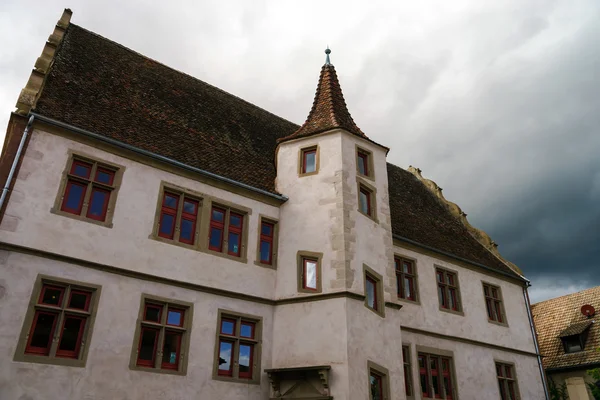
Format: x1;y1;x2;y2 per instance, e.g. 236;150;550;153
368;361;390;400
496;362;519;400
357;179;377;221
14;275;101;367
483;283;506;324
403;345;413;397
297;251;322;293
356;147;373;178
562;335;585;353
419;352;456;399
156;189;201;245
255;216;279;268
299;146;318;175
213;310;262;383
52;153;124;226
396;256;418;302
359;186;372;215
208;204;247;259
130;295;192;375
364;265;384;317
436;268;462;313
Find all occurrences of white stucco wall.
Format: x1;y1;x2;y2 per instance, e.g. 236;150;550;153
0;128;279;298
0;250;274;400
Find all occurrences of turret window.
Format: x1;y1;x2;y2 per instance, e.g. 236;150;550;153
297;251;323;293
356;146;374;179
299;146;319;176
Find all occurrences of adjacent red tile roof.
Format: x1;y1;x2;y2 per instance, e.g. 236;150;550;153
531;286;600;370
33;23;522;281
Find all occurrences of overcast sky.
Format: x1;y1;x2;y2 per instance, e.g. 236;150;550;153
1;1;599;303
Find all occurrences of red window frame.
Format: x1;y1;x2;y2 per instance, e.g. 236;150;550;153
179;197;199;245
39;285;65;307
238;342;254;379
484;284;504;323
403;346;412;396
358;151;369;176
442;358;453;399
370;370;383;399
94;167;115;185
366;275;378;311
61;181;87;215
166;308;185;327
67;290;91;311
437;270;460;311
25;310;59;355
55;315;87;359
161;331;182;370
86;186;111;221
227;212;243;257
419;354;430;398
70;160;92;178
217;339;235;376
240;321;255;339
136;327;160;368
143;303;163;323
302;257;318;291
430;357;442;398
359;186;372;216
497;363;517;400
209;206;226;252
396;257;416;301
259;221;274;264
302;148;317;173
158;192;179;240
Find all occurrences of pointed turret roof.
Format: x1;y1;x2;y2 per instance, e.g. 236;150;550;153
278;49;369;144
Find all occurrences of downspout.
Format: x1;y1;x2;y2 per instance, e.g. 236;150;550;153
0;115;35;210
523;284;549;400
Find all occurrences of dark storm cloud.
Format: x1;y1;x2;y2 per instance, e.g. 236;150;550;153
1;0;599;302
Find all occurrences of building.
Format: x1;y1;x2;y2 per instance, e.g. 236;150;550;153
0;9;547;400
531;286;600;400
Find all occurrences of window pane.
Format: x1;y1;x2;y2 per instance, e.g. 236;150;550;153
436;271;444;282
449;288;458;310
404;277;412;300
162;332;181;368
221;319;235;335
209;227;223;250
41;286;63;306
28;313;56;352
260;240;271;263
446;274;454;285
167;309;183;326
164;194;178;209
486;299;494;319
358;155;367;175
366;278;376;309
304;260;317;289
95;169;113;185
87;188;109;220
261;223;273;236
180;218;194;243
218;341;233;374
64;182;86;213
420;373;429;396
304;151;316;173
183;200;197;214
239;343;253;378
370;373;383;400
144;305;162;322
211;208;224;222
138;329;158;364
491;288;498;299
438;286;446;308
159;213;175;238
230;214;242;227
444;376;452;398
484;285;490;296
359;190;369;214
403;261;412;274
508;381;517;400
68;291;89;310
499;380;507;400
228;232;240;255
240;322;254;338
72;162;91;178
57;317;84;354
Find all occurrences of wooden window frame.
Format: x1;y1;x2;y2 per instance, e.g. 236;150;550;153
436;267;463;315
368;360;391;400
153;186;202;247
298;145;319;177
356;145;375;180
297;251;323;293
255;215;279;269
417;349;458;400
483;282;508;326
14;275;102;368
213;309;263;384
51;151;125;228
129;294;193;376
403;345;414;398
363;264;385;317
495;361;520;400
396;256;419;303
357;177;378;222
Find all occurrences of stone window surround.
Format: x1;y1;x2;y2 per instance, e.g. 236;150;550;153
50;149;125;228
356;144;375;180
363;264;385;318
13;274;102;368
128;293;193;376
357;177;378;222
298;144;320;177
150;180;252;264
435;266;464;317
482;281;509;327
368;360;392;400
254;215;279;270
212;308;263;385
395;254;420;304
494;360;521;400
415;345;459;400
297;250;323;294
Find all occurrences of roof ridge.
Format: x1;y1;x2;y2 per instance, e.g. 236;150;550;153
69;23;299;131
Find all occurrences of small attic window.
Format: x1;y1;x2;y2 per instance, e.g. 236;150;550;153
563;335;583;353
559;320;593;353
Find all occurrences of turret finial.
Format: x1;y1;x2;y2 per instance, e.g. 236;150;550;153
325;46;331;65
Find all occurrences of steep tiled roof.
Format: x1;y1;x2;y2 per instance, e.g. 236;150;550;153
531;286;600;370
278;63;367;144
33;23;522;281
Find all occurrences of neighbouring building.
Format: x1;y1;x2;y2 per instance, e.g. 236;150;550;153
0;9;548;400
532;286;600;400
